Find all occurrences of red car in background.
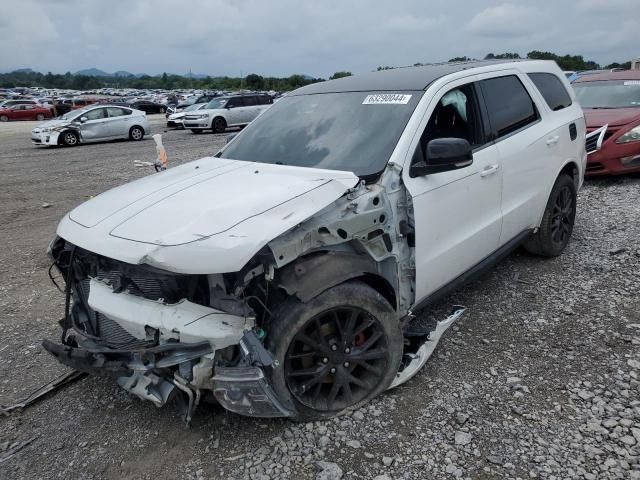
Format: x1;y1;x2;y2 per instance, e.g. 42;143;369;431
0;104;53;122
573;71;640;175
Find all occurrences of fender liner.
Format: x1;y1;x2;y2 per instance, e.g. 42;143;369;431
276;251;390;303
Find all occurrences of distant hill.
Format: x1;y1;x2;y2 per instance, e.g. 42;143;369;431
75;68;111;77
113;70;134;77
11;68;35;74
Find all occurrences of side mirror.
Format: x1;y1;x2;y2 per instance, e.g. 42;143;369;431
79;116;88;123
409;138;473;177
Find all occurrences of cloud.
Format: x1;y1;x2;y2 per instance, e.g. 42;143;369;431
467;3;538;37
0;0;637;77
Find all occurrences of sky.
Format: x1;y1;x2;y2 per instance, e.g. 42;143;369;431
1;0;638;78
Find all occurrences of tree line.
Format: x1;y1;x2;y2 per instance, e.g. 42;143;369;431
0;70;330;92
1;49;633;92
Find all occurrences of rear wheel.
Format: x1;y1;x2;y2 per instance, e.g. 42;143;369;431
266;281;402;421
212;116;227;133
524;174;576;257
62;131;78;146
129;126;144;141
160;106;166;114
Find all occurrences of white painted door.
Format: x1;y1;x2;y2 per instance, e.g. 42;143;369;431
403;79;503;303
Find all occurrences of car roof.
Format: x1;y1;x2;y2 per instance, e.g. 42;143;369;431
292;59;548;95
573;70;640;83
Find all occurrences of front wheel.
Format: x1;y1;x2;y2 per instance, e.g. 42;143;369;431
0;115;8;122
266;281;403;421
160;106;166;114
62;131;79;146
36;113;45;121
129;126;144;141
524;174;576;257
212;117;227;133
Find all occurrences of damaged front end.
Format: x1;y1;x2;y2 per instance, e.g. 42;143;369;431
44;238;294;421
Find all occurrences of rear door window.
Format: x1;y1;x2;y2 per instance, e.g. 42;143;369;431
243;96;258;106
528;73;572;111
107;107;127;117
84;108;106;120
226;97;242;108
480;75;539;139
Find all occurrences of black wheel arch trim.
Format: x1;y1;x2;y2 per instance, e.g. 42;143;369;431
275;251;396;308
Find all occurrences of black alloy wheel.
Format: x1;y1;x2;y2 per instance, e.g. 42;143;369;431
285;307;389;412
550;184;574;247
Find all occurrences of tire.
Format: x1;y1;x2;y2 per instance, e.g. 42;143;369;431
265;281;403;421
160;107;166;114
36;113;45;121
62;131;79;146
129;126;144;141
212;116;227;133
191;129;203;134
0;115;8;122
524;174;576;257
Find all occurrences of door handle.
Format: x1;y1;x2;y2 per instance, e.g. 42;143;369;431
480;164;500;178
546;135;560;146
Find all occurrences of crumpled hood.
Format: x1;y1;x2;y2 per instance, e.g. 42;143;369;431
58;157;358;273
584;108;640;128
33;118;71;130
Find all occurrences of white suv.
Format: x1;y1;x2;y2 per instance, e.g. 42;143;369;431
183;94;273;133
45;60;585;422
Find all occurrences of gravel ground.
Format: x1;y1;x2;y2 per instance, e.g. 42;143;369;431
1;117;639;479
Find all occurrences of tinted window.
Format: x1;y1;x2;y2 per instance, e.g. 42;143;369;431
528;73;572;111
226;97;242;108
480;75;538;138
220;91;421;178
258;95;273;105
244;96;258;106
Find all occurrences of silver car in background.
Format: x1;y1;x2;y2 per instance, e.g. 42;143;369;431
166;103;207;129
31;105;150;147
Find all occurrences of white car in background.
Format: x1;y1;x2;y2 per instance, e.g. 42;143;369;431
166;103;207;129
183;94;273;133
31;105;150;147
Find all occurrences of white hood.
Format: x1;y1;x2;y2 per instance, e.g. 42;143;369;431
57;157;358;273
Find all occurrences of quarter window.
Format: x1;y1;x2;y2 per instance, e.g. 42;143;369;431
480;75;539;139
528;73;572;111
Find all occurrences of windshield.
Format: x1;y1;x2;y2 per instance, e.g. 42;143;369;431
574;80;640;108
184;103;206;112
220;91;421;177
206;98;228;109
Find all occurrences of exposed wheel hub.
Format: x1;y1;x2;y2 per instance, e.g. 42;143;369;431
284;307;388;412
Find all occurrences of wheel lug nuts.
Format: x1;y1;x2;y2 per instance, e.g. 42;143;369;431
331;345;337;351
343;362;350;368
322;357;329;364
344;348;350;353
330;367;336;374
